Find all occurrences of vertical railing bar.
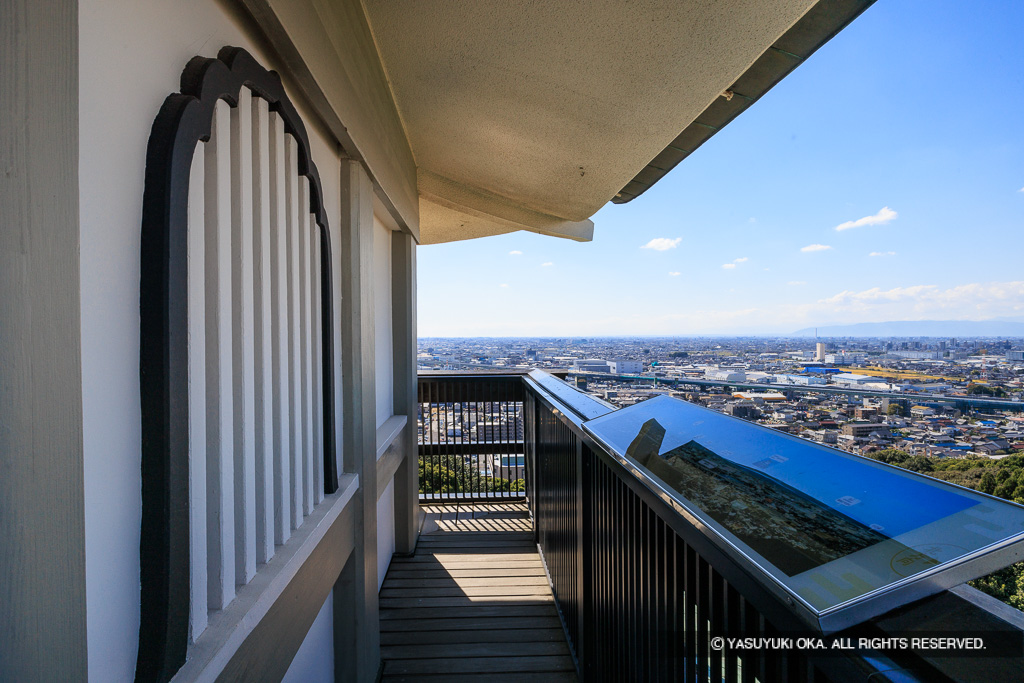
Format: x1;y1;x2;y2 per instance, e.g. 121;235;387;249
639;501;648;682
643;501;651;683
421;382;428;500
460;379;467;500
672;530;681;682
650;506;658;682
446;380;456;501
458;379;465;501
656;514;666;682
468;380;476;501
616;474;625;682
498;379;504;496
622;485;630;683
456;380;465;502
467;379;473;500
711;568;725;683
667;519;676;683
741;596;756;683
435;379;441;501
432;380;439;502
483;379;489;500
420;382;427;500
697;557;710;683
431;380;438;502
417;389;423;500
469;379;477;500
725;582;741;683
684;542;696;682
768;618;784;683
478;378;485;500
502;383;509;498
755;610;767;683
482;381;486;499
428;380;435;502
462;380;470;502
441;379;449;501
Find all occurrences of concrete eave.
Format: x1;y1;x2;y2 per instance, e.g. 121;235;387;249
243;0;875;245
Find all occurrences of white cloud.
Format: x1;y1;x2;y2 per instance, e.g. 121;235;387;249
1019;186;1024;193
668;271;681;277
816;281;1024;318
869;251;896;257
722;257;748;269
834;206;898;232
509;250;523;255
801;244;832;252
541;262;553;267
788;281;807;286
499;283;509;288
748;217;757;224
641;237;682;251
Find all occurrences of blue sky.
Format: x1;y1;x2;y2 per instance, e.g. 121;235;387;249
418;1;1024;337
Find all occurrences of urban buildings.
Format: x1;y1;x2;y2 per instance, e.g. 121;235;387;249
5;0;1023;681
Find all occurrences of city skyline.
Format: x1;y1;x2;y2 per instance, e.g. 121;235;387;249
418;1;1024;337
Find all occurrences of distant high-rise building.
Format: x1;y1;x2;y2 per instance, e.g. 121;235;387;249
815;342;826;361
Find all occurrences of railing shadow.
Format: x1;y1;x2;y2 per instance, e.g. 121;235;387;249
378;504;578;681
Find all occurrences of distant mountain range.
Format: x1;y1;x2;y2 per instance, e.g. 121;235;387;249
793;320;1024;338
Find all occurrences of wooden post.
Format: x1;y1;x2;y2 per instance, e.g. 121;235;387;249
0;0;88;678
334;158;380;682
391;230;419;554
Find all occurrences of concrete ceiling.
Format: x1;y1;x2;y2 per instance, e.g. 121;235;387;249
360;0;822;243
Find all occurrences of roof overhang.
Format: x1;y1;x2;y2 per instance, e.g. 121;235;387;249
613;0;875;204
238;0;875;245
362;0;874;244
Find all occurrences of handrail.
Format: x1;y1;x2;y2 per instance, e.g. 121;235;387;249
520;369;1024;682
416;373;526;501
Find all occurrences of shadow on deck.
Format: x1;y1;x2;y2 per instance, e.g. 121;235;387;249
380;503;578;682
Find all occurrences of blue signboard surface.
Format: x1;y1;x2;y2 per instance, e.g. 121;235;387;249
582;395;1024;630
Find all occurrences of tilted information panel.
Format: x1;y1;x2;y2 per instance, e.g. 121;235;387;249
582;395;1024;632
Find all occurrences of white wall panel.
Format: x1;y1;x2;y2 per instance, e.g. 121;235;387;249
205;100;236;611
231;87;258;585
285;135;303;529
252;95;276;565
187;141;209;641
376;479;396;590
281;589;334;683
269;112;292;545
311;217;324;505
373;216;394;430
78;2;347;676
299;178;314;516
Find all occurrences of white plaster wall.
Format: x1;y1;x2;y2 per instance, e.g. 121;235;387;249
377;479;396;590
281;589;335;683
373;216;394;429
79;1;343;678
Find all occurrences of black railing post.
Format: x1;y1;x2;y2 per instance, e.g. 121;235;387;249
574;436;586;677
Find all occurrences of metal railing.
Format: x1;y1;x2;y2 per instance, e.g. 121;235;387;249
521;370;1023;682
415;369;1024;681
417;373;527;501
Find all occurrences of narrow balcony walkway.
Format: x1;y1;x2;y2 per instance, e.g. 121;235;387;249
380;503;578;682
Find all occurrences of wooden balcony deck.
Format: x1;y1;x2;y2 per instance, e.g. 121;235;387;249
380;503;578;682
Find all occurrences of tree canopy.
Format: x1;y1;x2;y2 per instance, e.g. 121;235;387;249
861;449;1024;607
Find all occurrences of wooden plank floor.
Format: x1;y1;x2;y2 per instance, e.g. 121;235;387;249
380;503;578;682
